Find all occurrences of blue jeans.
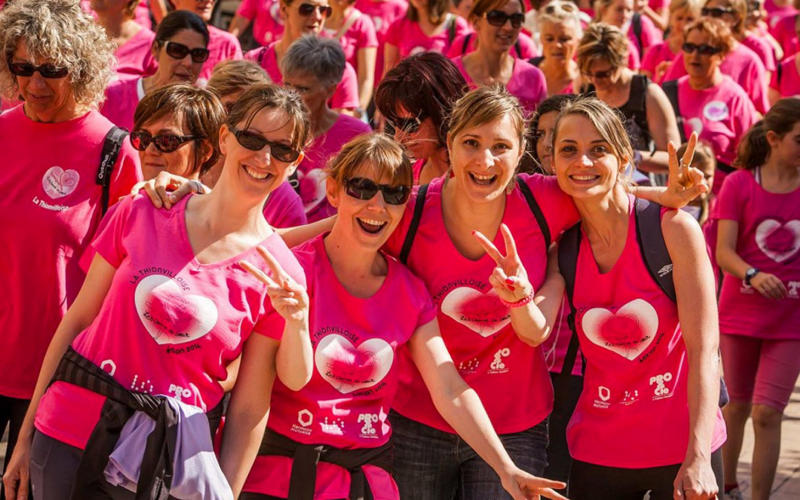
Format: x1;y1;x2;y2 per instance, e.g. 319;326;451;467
389;411;548;500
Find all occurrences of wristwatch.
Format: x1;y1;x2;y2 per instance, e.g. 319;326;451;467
744;267;760;286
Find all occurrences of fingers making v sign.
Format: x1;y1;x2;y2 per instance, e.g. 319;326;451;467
240;245;309;325
472;223;534;305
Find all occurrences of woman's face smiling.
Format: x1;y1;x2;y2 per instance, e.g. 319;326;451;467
476;0;523;53
535;110;559;174
282;0;330;40
152;29;207;86
137;114;206;180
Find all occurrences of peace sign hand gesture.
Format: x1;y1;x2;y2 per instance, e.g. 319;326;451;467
473;224;533;304
659;132;710;208
240;246;309;325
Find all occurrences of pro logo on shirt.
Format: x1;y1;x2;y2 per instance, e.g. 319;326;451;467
42;166;79;199
755;218;800;263
703;101;729;121
315;334;393;394
581;299;659;361
441;287;511;337
134;274;218;345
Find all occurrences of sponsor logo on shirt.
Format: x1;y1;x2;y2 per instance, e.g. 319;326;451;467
321;416;345;435
292;409;314;435
703;101;729;122
594;385;611;408
581;299;659;361
31;196;70;212
649;371;674;400
42;166;79;199
488;347;511;374
358;413;379;438
458;357;480;374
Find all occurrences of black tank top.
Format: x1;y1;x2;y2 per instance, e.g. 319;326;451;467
583;74;652;151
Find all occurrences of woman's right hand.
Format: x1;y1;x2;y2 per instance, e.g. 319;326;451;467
3;437;31;500
240;245;309;325
750;272;788;299
130;171;209;209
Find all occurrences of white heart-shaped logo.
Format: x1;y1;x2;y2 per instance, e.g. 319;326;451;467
755;219;800;263
703;101;729;121
440;287;510;338
581;299;659;361
315;335;393;394
134;275;218;345
42;166;80;199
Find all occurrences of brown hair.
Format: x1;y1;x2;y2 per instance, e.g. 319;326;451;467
736;98;800;169
407;0;450;25
670;0;704;14
206;60;270;98
684;17;735;56
448;85;528;154
576;22;629;74
327;133;412;188
468;0;526;25
706;0;746;35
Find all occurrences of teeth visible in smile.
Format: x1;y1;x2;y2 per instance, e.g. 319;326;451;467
473;174;494;181
571;175;597;180
244;165;270;180
359;218;384;225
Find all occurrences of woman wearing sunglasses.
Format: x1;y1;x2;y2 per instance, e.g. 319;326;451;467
0;0;142;495
640;0;701;83
237;132;568;500
451;0;547;114
90;0;158;78
531;0;583;96
101;10;210;131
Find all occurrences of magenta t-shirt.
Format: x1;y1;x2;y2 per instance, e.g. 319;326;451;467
354;0;407;86
321;10;379;75
384;14;470;59
263;180;307;228
297;114;371;222
742;33;776;72
770;12;799;57
246;42;360;110
201;25;243;82
34;194;304;450
627;13;662;57
640;41;674;83
243;235;436;498
452;56;547;115
0;106;142;400
716;170;800;339
566;199;727;468
445;31;539;59
384;174;579;434
101;76;143;131
236;0;285;46
115;28;157;78
770;55;800;97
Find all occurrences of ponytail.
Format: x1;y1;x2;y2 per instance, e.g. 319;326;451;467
735;121;768;170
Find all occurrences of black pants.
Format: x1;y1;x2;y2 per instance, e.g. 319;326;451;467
0;396;30;500
568;448;724;500
544;373;583;483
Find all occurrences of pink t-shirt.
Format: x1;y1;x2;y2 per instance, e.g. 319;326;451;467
236;0;285;46
115;27;158;78
243;234;436;498
133;0;151;29
674;75;759;193
263;180;307;228
770;55;800;97
664;43;770;113
445;31;539;59
34;194;304;449
101;76;143;131
770;12;799;56
566;199;727;468
716;170;800;339
201;25;243;82
354;0;408;86
742;33;777;72
297;114;371;222
628;40;642;70
452;56;547;115
384;174;580;434
540;297;584;376
640;41;675;83
246;42;361;110
321;9;379;75
384;14;471;60
0;106;142;400
627;13;662;58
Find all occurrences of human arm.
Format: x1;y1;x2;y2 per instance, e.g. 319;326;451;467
356;46;377;111
383;43;400;75
716;219;787;299
768;87;781;107
228;14;252;38
150;0;169;24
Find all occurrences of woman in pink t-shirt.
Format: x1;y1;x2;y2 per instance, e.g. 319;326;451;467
532;0;582;96
229;0;286;46
451;0;547;115
701;0;777;73
716;99;800;500
640;0;701;82
594;0;663;58
91;0;157;78
769;53;800;102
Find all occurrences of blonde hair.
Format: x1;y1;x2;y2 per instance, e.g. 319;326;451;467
227;84;311;152
327;133;412;188
577;22;629;73
468;0;526;25
448;85;528;153
669;0;704;15
207;60;270;98
538;0;583;32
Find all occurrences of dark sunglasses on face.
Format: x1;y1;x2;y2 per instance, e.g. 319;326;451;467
345;177;411;205
130;130;200;153
162;41;210;63
230;126;301;163
682;42;722;55
701;6;734;17
7;60;68;79
298;3;333;17
485;10;525;29
583;68;614;80
386;115;423;136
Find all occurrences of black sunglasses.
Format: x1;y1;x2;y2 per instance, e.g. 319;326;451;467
230;126;301;163
162;41;210;63
345;177;411;205
130;130;200;153
701;6;734;17
298;3;333;17
682;42;722;55
485;10;525;29
583;68;614;80
7;60;68;79
386;115;423;136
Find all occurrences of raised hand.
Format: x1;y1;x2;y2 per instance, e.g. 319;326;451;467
659;132;709;209
239;246;309;325
131;171;208;209
473;223;534;304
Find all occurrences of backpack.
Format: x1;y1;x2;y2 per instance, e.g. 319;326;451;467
97;126;128;215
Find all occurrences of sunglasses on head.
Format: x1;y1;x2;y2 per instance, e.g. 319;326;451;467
682;42;722;55
485;10;525;29
701;6;734;17
162;41;210;63
230;126;301;163
298;3;333;17
7;60;68;79
130;130;200;153
345;177;411;205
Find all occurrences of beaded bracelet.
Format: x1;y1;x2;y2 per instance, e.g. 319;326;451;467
500;290;535;308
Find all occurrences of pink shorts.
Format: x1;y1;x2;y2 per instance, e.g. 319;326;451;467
720;334;800;412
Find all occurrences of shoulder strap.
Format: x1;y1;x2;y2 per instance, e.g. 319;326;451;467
528;55;544;67
557;223;582;376
776;58;783;85
516;176;551;248
97;126;127;215
514;40;522;58
447;14;457;44
632;12;643;55
399;183;429;264
462;32;472;55
662;79;686;143
335;9;361;39
634;198;676;302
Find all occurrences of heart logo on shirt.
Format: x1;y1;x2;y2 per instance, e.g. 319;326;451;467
134;274;218;345
703;101;729;122
581;299;659;361
42;166;79;199
441;287;511;338
755;219;800;263
315;334;393;394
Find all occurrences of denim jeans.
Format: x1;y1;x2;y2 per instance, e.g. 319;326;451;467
389;411;548;500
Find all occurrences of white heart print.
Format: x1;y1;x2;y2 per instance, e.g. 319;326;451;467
441;287;511;338
134;274;218;345
755;219;800;263
582;299;659;361
42;166;79;199
315;335;393;394
703;101;729;121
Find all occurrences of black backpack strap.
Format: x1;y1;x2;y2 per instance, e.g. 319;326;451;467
632;12;643;55
634;198;676;302
399;183;429;264
97;126;127;215
662;79;686;143
776;58;783;85
462;33;472;55
528;55;544;67
557;223;582;376
447;15;457;45
514;40;522;58
516;176;551;248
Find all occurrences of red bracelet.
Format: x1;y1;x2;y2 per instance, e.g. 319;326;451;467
500;290;535;308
